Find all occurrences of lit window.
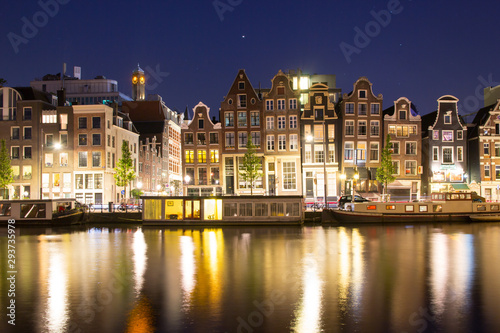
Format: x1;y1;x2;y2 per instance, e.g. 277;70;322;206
314;145;324;163
210;149;219;163
266;116;274;129
282;162;296;190
290;134;298;150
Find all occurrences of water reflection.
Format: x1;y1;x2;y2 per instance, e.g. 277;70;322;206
133;228;147;296
179;235;196;308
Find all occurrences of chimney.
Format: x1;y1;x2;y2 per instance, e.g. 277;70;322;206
57;89;66;106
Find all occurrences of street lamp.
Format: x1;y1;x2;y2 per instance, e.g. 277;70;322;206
352;172;359;203
156;184;162;195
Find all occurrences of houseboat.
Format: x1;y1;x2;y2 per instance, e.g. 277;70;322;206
0;199;85;225
141;195;304;225
323;192;500;223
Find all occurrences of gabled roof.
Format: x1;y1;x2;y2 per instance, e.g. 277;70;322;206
133;121;165;135
121;101;167;121
468;103;496;139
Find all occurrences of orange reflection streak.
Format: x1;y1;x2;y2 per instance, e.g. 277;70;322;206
125;295;155;333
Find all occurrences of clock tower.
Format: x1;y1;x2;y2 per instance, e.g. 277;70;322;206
132;64;145;101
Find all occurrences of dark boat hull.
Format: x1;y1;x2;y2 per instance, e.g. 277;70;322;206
323;209;476;224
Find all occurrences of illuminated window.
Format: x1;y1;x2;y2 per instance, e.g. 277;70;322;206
443;147;453;163
442;130;453;142
389;125;396;135
328;124;335;140
79;134;87;146
59;153;68;167
314;124;324;141
305;145;312;163
290;134;298;150
283;162;296;190
78;152;88;167
314;145;324;163
344;142;354;161
433;130;439;140
210;149;219;163
225;112;234;127
45;153;53;167
238;111;247;127
328;145;335;163
457;147;463;162
266;116;274;129
185;150;194;163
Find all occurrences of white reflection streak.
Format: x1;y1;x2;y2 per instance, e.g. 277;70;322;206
180;236;196;306
351;229;364;311
338;228;350;307
133;228;147;295
208;231;218;270
451;234;474;310
292;255;322;333
430;233;448;316
46;246;68;332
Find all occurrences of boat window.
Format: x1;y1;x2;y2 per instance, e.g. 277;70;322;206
477;205;486;211
459;194;465;200
419;205;428;212
0;203;11;216
433;205;442;212
286;203;300;216
405;205;414;212
466;194;471;199
451;194;459;200
20;204;46;218
491;205;499;211
386;205;396;210
367;205;377;210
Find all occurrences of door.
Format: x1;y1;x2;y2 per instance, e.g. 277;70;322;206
268;175;275;195
185;199;201;219
226;176;234;195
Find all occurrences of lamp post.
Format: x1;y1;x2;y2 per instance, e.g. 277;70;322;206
352;172;359;203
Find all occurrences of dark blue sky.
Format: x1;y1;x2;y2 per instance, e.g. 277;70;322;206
3;0;500;120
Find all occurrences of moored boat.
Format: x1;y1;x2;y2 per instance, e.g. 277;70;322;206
0;199;86;225
323;192;500;223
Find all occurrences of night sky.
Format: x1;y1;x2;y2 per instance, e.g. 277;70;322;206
3;0;500;120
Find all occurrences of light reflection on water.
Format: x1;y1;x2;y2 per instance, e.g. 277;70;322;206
2;224;500;332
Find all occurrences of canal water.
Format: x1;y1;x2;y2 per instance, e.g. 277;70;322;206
2;223;500;333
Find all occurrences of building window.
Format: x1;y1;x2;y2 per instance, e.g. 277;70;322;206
283;162;296;190
92;134;101;146
238;94;247;108
442;130;453;142
78;152;88;167
238;111;247;127
198;168;207;185
197;133;206;145
357;143;366;161
392;161;400;175
250;111;259;126
92;117;101;129
278;116;286;130
45;153;53;167
238;132;248;148
92;152;101;167
60;152;68;167
289;115;297;129
197;150;207;163
315;108;324;120
78;117;87;129
184;133;194;144
11;127;20;140
399;110;407;120
457;147;464;162
457;130;463;140
199;118;204;129
314;145;324;163
328;145;335;163
60;133;67;147
46;134;54;147
79;134;88;146
23;166;32;180
23;127;32;140
405;161;417;175
444;114;452;124
289;99;297;110
238;81;245;90
211;167;219;184
278;135;286;151
371;104;380;115
433;147;439;161
225;133;235;148
370;143;379;161
344;142;354;161
345;103;354;114
112;136;115;148
251;132;260;147
433;130;439;140
267;135;274;151
358;90;367;98
277;99;285;110
370;121;379;137
485;165;490;178
443;147;453;163
11;147;20;159
327;124;335;140
23;146;32;159
185;150;194;163
405;142;417;155
358;104;367;116
290;134;298;150
358;121;367;136
345;120;354;136
266;100;274;111
484;143;490;155
391;142;400;154
210;149;219;163
266;116;274;129
305;145;312;163
23;107;32;121
496;166;500;180
209;132;219;144
225;112;234;127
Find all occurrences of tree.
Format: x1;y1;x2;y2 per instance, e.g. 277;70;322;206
131;188;143;199
376;134;396;202
239;140;262;195
0;139;13;198
114;141;136;200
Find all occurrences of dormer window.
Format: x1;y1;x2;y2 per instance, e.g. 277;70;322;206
358;90;367;99
199;118;204;129
444;114;452;124
399;110;406;120
238;81;245;90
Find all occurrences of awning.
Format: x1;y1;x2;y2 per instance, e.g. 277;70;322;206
451;184;470;190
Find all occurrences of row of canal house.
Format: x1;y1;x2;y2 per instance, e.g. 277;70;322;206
182;69;500;202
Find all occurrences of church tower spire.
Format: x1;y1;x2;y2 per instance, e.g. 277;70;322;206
132;64;145;101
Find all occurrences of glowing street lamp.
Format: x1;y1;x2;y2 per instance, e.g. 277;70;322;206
352;172;359;203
